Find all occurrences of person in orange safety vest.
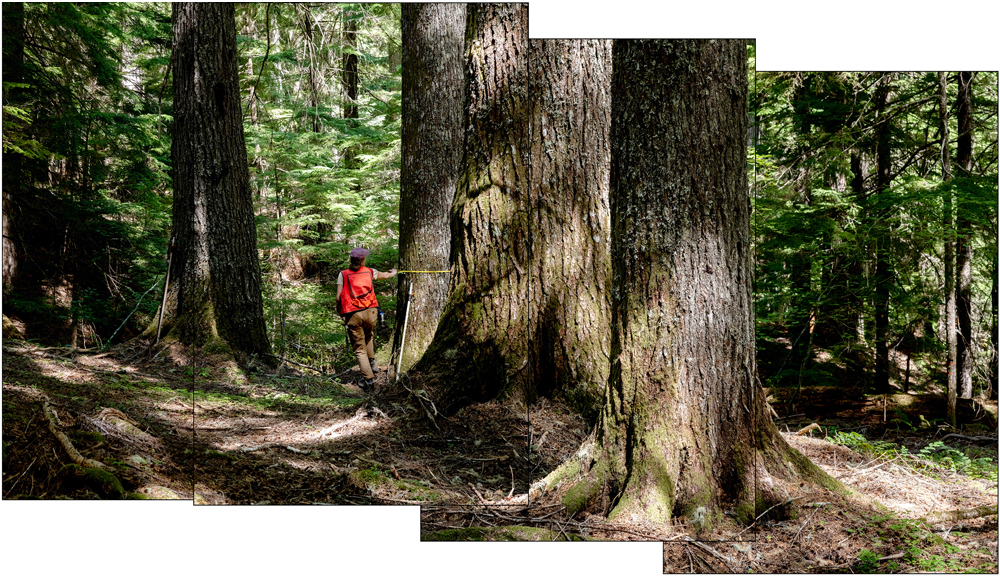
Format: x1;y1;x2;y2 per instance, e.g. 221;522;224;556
337;247;398;390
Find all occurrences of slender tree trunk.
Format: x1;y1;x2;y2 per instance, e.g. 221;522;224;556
341;5;360;170
940;71;958;425
991;252;998;400
527;39;613;416
849;150;868;346
789;74;814;367
167;3;272;363
393;3;467;374
342;8;359;120
955;71;975;400
873;74;893;396
566;40;832;533
2;2;26;293
298;5;320;133
413;3;532;412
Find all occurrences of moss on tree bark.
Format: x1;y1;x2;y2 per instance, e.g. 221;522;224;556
557;40;843;535
413;19;613;416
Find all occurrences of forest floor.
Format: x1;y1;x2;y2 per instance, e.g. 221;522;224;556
2;339;997;573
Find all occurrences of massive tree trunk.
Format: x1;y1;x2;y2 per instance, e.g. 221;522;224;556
412;3;532;412
955;71;975;400
412;8;614;417
527;39;612;416
393;3;466;375
166;3;272;363
561;40;833;534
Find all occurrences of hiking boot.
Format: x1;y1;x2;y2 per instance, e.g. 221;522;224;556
359;377;376;391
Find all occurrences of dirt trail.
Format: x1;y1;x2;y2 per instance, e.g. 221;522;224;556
3;341;997;573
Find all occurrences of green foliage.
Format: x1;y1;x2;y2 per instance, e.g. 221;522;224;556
824;429;901;457
825;428;998;482
3;2;173;344
918;441;998;481
4;2;402;359
854;548;880;573
241;3;402;368
2;95;53;158
754;71;999;392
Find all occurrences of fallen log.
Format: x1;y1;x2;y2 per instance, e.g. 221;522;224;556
43;401;115;473
922;504;998;525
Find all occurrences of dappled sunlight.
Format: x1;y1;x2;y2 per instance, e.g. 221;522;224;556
201;407;388;452
785;433;998;517
37;358;100;385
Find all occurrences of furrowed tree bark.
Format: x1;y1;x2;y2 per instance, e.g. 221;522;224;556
561;40;834;534
955;71;974;400
412;3;532;412
166;3;272;364
412;9;613;417
527;39;612;417
393;3;466;374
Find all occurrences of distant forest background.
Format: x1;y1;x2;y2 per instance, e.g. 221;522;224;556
4;3;402;365
751;68;998;414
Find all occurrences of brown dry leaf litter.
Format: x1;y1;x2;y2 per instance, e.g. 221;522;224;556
421;403;997;574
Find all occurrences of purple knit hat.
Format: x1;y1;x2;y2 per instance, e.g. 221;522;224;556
349;247;369;260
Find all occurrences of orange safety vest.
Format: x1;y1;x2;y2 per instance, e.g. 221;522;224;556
339;267;378;315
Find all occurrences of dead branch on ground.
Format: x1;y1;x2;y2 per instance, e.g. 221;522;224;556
43;401;115;472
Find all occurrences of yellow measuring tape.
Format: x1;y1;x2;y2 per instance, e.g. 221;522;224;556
397;270;449;273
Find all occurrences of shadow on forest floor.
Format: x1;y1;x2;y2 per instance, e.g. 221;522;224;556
3;339;997;573
2;338;547;505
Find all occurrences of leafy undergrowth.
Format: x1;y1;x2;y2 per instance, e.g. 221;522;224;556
825;428;998;483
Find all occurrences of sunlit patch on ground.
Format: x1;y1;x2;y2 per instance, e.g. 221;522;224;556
785;433;998;518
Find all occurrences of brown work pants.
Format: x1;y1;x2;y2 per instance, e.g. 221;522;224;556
345;308;377;380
